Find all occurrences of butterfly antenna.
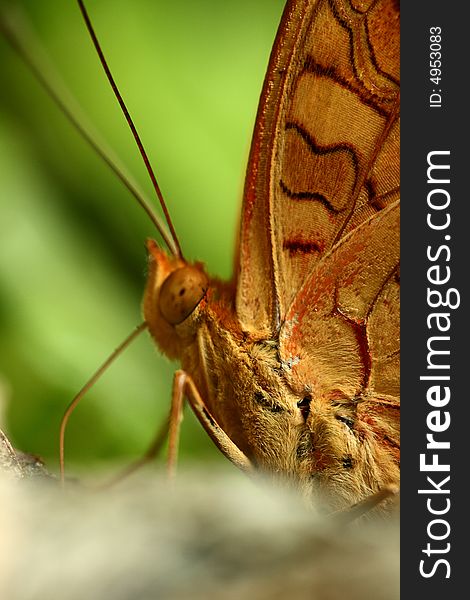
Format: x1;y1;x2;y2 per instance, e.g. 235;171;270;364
0;8;177;256
59;322;148;485
77;0;183;259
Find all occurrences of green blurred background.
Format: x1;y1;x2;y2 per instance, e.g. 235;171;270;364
0;0;285;473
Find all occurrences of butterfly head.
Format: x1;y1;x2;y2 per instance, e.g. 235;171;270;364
143;240;209;358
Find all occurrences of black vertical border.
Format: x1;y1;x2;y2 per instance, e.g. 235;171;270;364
401;1;467;597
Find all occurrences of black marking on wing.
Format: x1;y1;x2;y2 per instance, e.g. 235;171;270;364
279;179;343;210
302;56;390;118
328;0;400;89
281;123;359;222
363;6;400;87
283;239;323;256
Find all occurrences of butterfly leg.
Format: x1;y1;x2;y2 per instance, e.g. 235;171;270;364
167;370;253;476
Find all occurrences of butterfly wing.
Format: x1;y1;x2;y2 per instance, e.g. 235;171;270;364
279;200;399;401
236;0;399;339
235;0;399;489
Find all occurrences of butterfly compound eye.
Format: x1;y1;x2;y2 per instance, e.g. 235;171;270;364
159;266;208;325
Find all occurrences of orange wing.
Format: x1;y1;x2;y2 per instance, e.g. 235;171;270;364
235;0;399;339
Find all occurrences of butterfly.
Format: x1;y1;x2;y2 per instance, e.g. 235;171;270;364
1;0;399;510
143;0;400;510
